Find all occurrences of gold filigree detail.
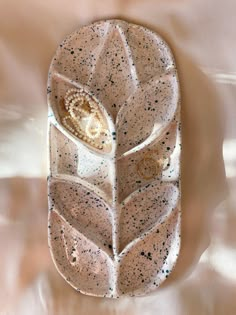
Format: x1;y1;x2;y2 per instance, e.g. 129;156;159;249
137;150;169;180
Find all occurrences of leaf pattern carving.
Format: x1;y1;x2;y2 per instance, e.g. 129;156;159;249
48;19;181;297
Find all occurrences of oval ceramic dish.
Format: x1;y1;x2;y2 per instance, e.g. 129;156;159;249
47;19;181;298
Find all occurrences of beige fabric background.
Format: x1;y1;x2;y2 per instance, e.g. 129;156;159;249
1;0;236;314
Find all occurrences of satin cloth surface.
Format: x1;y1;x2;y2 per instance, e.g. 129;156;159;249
1;0;236;314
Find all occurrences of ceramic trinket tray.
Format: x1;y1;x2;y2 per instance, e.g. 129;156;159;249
47;19;181;298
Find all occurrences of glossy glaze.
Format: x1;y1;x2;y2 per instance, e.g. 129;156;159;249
47;19;181;297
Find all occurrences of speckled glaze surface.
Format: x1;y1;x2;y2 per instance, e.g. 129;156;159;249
47;19;181;298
